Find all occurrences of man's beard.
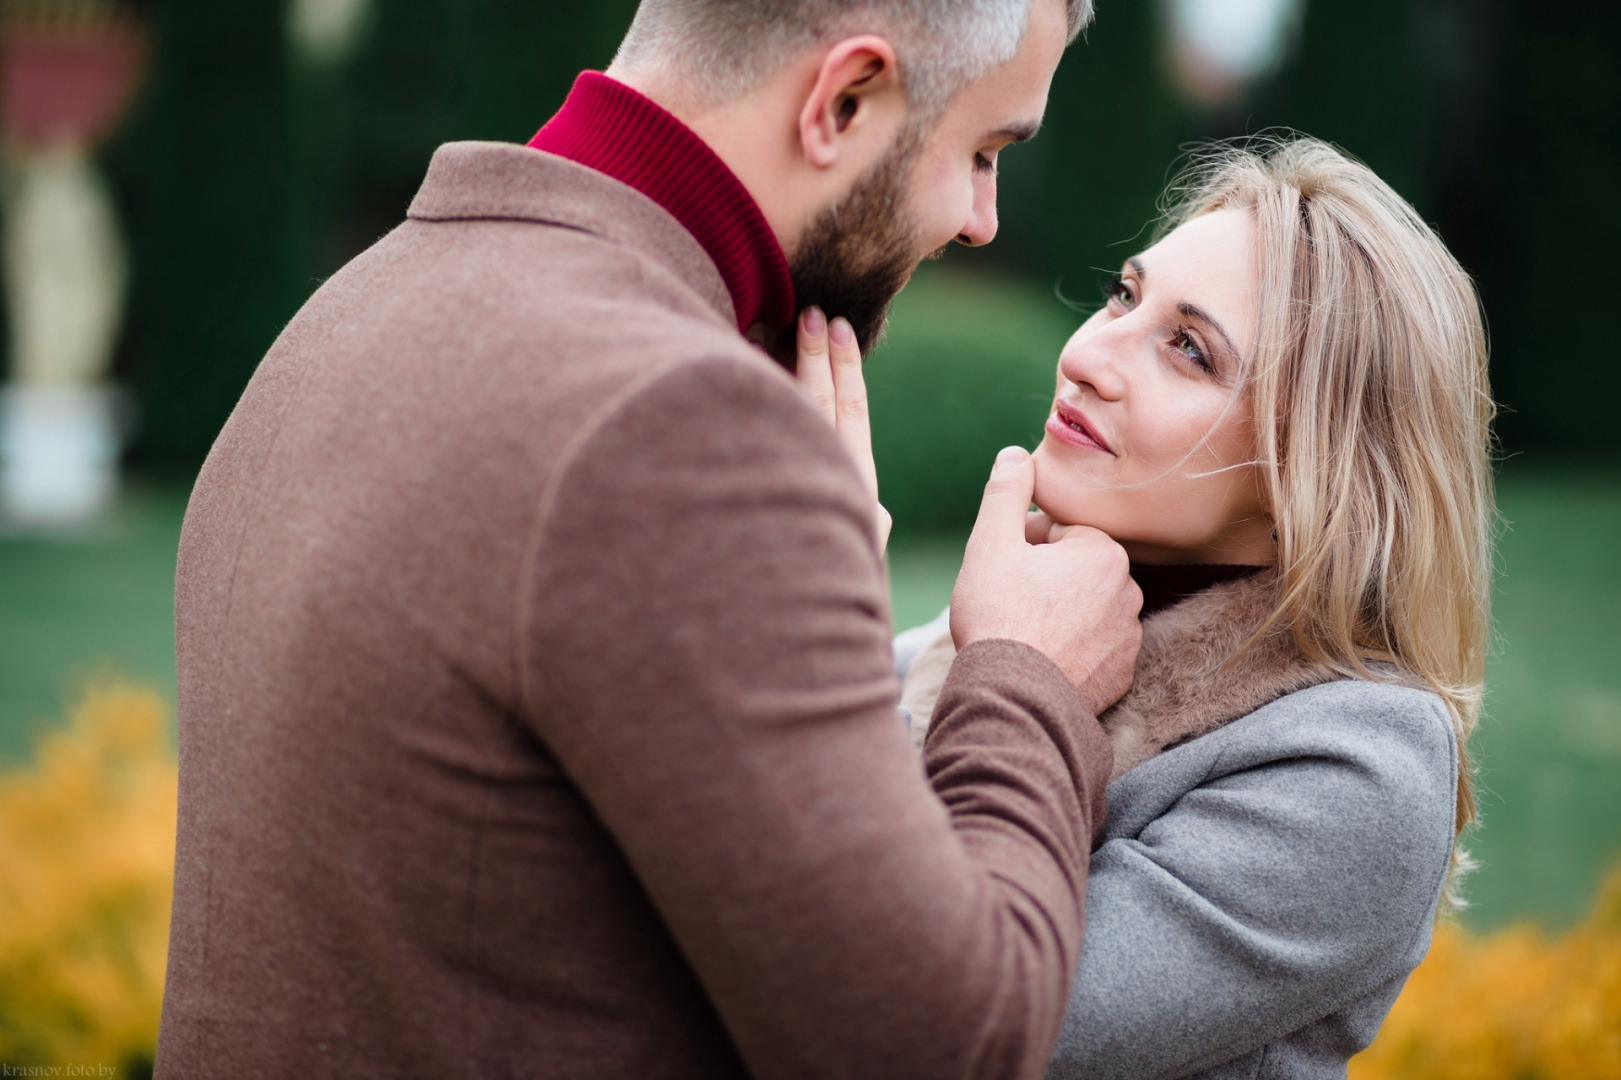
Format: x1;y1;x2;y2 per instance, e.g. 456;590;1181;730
788;125;938;356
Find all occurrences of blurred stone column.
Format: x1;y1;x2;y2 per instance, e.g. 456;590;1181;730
288;0;370;65
1162;0;1306;106
0;2;143;526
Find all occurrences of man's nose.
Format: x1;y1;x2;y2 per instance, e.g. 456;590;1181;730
955;177;999;247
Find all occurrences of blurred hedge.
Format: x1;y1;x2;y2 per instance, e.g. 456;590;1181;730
105;0;642;463
867;267;1078;532
86;0;1621;466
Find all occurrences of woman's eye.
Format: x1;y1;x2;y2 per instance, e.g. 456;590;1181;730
1102;274;1136;309
1173;330;1211;371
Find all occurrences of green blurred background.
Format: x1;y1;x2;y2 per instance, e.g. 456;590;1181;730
2;0;1618;932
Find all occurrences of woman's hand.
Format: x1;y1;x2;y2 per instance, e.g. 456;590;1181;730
796;306;892;554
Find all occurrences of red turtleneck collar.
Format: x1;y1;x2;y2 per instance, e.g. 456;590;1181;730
529;72;796;334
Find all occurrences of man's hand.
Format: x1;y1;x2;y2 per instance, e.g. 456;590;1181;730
796;306;892;553
951;446;1142;716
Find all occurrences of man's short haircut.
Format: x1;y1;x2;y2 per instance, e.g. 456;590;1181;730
614;0;1094;118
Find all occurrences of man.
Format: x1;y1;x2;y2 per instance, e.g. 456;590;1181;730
155;0;1142;1077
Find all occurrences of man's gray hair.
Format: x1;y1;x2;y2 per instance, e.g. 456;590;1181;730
615;0;1093;118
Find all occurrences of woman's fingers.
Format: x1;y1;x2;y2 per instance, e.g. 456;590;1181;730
874;502;892;556
826;317;879;500
796;307;837;429
797;308;886;552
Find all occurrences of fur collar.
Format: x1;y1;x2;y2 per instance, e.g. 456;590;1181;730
1100;569;1338;781
898;569;1341;781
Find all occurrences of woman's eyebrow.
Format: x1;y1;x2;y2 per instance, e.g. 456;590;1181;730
1177;300;1239;361
1129;256;1241;365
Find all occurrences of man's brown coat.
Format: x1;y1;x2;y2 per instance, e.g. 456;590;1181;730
156;142;1112;1080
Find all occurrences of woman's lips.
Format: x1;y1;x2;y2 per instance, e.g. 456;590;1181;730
1047;400;1114;454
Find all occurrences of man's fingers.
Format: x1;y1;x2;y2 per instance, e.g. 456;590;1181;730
1025;510;1055;545
1046;521;1096;544
795;307;836;426
827;317;878;497
1023;509;1099;547
968;446;1036;552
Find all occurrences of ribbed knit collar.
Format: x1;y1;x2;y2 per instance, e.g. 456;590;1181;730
1131;562;1268;618
529;72;796;334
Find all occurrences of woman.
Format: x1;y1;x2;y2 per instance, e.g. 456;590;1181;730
799;135;1493;1079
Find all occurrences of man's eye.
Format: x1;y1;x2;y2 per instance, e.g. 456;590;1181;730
974;152;996;174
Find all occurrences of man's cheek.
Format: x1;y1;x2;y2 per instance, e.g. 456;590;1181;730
911;165;969;241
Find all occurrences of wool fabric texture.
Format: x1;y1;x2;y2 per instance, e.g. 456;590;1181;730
1047;678;1455;1080
895;573;1457;1078
156;141;1114;1080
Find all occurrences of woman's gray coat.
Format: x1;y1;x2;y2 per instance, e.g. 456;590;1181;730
1046;678;1456;1079
894;592;1458;1079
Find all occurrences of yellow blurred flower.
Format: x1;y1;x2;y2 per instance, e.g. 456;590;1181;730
0;684;176;1071
0;683;1617;1078
1351;865;1621;1080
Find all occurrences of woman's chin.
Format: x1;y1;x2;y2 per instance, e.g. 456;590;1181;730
1031;444;1114;532
1030;494;1116;537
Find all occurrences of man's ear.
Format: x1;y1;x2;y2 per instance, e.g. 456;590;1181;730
797;35;905;170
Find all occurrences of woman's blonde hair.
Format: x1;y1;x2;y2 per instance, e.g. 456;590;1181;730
1159;135;1495;835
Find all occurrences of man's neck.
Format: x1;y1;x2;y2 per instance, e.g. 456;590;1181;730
528;72;796;335
605;63;811;250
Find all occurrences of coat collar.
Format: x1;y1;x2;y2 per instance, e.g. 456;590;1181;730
527;73;795;335
900;570;1420;787
407;141;736;330
1102;570;1339;781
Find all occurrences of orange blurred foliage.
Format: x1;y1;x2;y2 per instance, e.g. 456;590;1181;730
0;684;1616;1075
0;683;175;1069
1349;866;1621;1080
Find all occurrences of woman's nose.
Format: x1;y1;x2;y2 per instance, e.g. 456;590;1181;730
1058;329;1128;401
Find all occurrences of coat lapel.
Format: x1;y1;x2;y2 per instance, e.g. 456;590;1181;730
407;141;737;330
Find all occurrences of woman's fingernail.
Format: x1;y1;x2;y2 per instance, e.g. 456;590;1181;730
802;306;826;336
829;317;854;348
994;446;1029;474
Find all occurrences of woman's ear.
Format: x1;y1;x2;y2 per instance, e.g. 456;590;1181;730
797;35;905;171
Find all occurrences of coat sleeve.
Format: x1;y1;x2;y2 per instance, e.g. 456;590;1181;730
519;356;1115;1080
1045;682;1458;1080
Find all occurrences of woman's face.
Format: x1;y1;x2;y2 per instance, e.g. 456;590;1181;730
1031;208;1276;565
